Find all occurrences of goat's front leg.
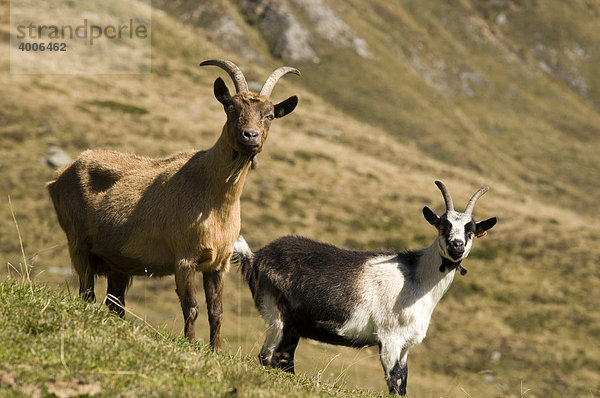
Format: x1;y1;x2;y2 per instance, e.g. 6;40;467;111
387;358;408;396
380;339;410;396
203;267;225;351
106;272;131;318
175;262;198;341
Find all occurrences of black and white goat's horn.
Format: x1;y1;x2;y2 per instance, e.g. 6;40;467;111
200;59;249;94
464;186;490;216
260;67;301;98
435;180;454;212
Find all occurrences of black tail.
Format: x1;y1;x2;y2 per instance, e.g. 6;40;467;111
232;236;258;298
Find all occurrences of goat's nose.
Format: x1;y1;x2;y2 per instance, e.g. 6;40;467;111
242;130;259;140
450;240;465;250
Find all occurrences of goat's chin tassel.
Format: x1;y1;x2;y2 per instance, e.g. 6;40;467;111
250;156;259;170
440;258;467;275
440;257;454;273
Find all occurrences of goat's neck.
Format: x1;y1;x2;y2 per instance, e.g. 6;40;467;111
191;127;252;204
414;238;456;302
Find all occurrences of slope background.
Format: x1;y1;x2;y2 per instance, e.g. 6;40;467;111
1;0;599;396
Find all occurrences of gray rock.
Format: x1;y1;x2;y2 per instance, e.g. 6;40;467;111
496;12;507;25
241;0;317;61
460;71;487;97
46;266;73;276
291;0;372;58
213;15;263;62
46;145;72;169
153;0;262;62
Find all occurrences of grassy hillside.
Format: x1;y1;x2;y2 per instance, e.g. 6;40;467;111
1;0;599;397
0;281;373;397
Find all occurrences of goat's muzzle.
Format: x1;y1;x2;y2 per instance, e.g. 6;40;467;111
447;240;465;261
238;130;262;155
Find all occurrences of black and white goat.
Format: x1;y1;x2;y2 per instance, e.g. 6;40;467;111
232;181;496;396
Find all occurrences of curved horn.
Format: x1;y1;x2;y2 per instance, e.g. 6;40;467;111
434;181;454;212
464;186;490;215
199;59;249;94
260;66;301;98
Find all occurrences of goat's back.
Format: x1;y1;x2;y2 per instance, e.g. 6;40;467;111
253;236;375;281
48;149;192;226
250;237;393;323
47;148;222;275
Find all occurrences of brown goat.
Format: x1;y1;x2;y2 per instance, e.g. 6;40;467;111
47;59;299;350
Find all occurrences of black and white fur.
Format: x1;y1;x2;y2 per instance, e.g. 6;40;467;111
232;181;497;396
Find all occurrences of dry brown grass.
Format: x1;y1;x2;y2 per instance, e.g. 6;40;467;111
1;1;599;397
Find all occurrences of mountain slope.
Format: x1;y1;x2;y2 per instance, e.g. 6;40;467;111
1;0;599;396
155;0;600;214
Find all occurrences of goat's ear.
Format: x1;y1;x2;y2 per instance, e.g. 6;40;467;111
476;217;497;237
274;96;298;118
214;77;231;105
423;206;440;226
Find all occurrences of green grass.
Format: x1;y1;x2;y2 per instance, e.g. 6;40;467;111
0;281;375;398
87;100;150;115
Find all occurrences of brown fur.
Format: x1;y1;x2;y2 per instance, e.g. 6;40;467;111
47;76;298;350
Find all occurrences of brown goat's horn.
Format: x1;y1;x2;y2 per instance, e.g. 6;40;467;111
435;181;454;212
260;66;301;98
464;186;490;215
200;59;249;94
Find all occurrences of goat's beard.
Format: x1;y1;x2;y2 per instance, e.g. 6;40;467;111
226;151;254;184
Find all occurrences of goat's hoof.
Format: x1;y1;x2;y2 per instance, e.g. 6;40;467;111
80;291;96;303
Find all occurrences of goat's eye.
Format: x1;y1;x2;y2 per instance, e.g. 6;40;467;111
265;114;274;121
227;105;235;114
464;222;475;237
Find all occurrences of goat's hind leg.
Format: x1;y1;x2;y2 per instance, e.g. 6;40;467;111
106;272;131;318
273;326;299;374
69;244;97;302
257;293;285;368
